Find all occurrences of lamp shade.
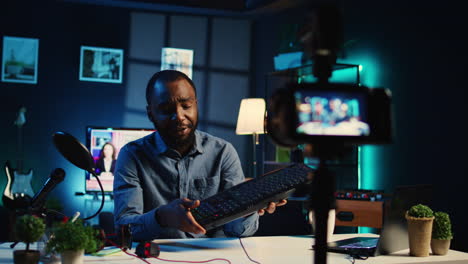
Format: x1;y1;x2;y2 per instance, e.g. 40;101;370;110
236;98;266;135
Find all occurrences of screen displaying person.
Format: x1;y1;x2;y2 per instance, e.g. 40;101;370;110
113;70;286;241
95;142;116;177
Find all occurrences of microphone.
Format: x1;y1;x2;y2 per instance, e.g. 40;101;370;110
30;168;66;209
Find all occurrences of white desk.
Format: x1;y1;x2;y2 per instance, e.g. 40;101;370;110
1;234;467;263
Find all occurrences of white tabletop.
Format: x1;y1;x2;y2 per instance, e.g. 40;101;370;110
1;234;467;263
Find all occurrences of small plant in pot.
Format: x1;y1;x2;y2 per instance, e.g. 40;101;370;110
405;204;434;257
431;211;453;255
14;215;46;264
46;219;103;264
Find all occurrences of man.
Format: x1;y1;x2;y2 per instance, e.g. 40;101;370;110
114;70;286;241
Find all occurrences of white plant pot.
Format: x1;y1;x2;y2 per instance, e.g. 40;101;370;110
431;238;451;255
61;249;84;264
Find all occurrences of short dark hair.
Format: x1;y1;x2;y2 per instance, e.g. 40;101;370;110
145;70;197;105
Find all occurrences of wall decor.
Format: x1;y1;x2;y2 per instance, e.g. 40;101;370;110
1;36;39;84
161;47;193;79
79;46;123;83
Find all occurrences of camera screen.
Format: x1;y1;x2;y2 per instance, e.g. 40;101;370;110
294;90;370;136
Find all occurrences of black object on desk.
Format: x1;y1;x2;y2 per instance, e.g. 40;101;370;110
191;163;312;230
136;241;160;258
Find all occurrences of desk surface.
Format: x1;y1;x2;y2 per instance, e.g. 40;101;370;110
1;234;467;263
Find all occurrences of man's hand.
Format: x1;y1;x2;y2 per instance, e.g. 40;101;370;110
243;179;288;216
258;199;287;216
156;198;206;234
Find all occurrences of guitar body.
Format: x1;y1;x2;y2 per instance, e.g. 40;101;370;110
11;170;34;197
2;161;16;209
2;162;34;210
11;169;34;209
1;107;35;210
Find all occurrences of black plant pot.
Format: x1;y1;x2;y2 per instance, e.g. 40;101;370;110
13;250;40;264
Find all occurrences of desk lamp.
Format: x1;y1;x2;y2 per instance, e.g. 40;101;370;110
236;98;266;178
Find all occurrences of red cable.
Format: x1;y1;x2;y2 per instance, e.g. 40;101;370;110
105;238;232;264
105;238;152;264
238;238;261;264
124;250;153;264
151;256;231;264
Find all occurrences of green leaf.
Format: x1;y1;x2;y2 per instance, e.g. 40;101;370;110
15;215;46;248
46;219;103;254
408;204;434;218
432;211;453;240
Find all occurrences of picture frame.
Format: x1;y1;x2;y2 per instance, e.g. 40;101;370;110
79;46;123;83
161;47;193;79
1;36;39;84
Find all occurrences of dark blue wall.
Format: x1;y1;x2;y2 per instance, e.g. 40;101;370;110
343;1;467;252
1;1;131;220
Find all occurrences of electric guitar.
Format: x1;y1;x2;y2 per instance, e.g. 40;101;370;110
2;107;34;210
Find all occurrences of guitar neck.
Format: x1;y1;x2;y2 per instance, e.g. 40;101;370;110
14;107;27;174
17;125;24;173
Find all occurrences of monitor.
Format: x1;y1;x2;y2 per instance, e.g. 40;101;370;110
85;126;155;193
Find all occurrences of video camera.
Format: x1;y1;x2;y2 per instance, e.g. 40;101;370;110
267;82;392;146
266;5;392;147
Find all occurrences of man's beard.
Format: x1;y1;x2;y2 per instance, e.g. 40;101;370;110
157;122;197;152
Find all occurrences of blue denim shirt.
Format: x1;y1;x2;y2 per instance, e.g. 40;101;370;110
113;130;259;240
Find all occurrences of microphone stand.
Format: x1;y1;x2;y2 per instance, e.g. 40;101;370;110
82;170;106;221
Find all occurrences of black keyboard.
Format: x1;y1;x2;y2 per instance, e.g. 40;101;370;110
191;163;313;230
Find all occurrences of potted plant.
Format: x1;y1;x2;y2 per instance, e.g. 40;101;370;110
431;211;453;255
405;204;434;257
46;219;103;264
14;215;46;264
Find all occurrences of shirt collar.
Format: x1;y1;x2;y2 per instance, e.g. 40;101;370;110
192;130;204;155
153;130;204;157
153;131;168;155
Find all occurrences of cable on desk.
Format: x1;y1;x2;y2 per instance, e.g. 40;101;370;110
238;238;261;264
345;253;369;264
106;238;152;264
149;255;232;263
125;250;154;264
106;238;232;264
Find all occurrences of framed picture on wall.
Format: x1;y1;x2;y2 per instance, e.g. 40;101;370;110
79;46;124;83
1;36;39;84
161;47;193;79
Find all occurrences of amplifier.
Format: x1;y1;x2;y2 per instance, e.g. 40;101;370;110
335;199;384;228
335;189;387;201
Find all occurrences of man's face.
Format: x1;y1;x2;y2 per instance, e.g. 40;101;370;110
147;78;198;150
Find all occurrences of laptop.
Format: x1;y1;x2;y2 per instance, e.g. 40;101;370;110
322;184;433;256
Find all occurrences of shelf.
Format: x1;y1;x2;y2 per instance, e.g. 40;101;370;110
267;62;359;78
264;160;357;167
